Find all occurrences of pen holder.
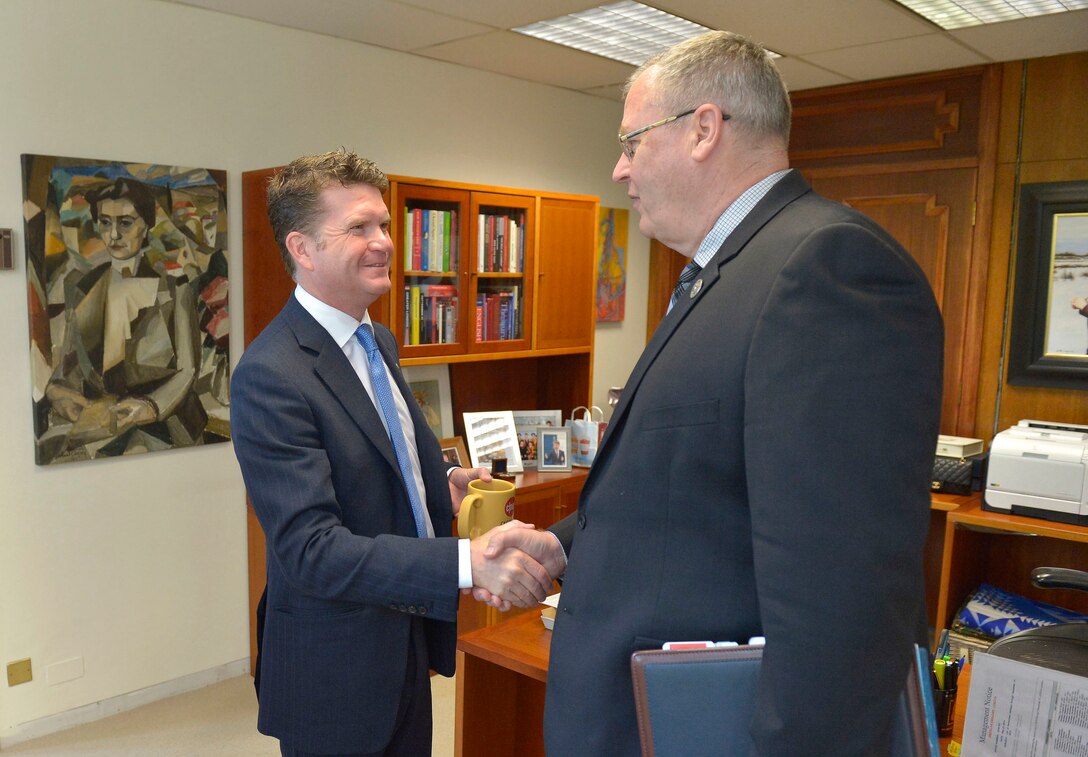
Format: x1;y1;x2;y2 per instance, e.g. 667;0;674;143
934;686;957;736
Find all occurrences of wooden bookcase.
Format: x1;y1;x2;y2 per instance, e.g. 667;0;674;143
933;495;1088;640
241;168;599;666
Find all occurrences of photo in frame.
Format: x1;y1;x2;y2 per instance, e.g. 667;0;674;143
511;409;562;469
538;425;573;472
462;410;524;472
1008;181;1088;389
402;363;453;438
439;436;469;467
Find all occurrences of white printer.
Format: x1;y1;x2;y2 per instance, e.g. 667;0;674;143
984;419;1088;525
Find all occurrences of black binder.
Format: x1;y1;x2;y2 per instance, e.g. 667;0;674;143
630;643;938;757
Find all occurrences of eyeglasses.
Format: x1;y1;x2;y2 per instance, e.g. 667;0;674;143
617;109;731;160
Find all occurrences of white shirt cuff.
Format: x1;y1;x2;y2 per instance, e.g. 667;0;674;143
457;538;472;589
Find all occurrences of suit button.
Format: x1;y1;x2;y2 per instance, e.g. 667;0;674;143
399;604;408;613
577;513;586;529
418;607;427;616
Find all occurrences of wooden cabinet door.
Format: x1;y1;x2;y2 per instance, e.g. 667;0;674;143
536;198;597;351
803;168;984;437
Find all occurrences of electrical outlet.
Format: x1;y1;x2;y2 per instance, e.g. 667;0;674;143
7;658;32;686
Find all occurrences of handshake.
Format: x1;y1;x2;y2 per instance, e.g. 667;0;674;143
466;520;567;611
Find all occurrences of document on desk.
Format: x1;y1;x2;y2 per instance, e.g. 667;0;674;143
962;652;1088;756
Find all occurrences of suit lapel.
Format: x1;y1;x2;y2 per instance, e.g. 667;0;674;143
592;170;812;474
283;297;400;473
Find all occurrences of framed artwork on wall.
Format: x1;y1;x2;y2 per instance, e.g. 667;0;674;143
1008;181;1088;390
21;153;231;465
402;363;453;438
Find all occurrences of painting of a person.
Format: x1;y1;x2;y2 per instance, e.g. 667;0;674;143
41;176;205;461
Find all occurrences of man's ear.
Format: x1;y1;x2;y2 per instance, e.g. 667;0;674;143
285;230;314;273
690;104;725;162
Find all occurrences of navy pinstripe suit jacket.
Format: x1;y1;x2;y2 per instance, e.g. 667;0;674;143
231;293;458;754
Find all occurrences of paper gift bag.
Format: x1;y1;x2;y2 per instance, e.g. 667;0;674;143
566;405;607;467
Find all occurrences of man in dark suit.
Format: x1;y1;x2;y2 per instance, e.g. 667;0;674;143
231;149;554;756
483;31;943;755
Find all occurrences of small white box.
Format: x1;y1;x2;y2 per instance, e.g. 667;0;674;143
936;434;983;458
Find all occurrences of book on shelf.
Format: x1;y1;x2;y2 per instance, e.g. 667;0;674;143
404;283;459;346
474;285;521;341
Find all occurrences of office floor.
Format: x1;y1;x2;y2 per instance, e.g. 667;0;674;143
2;674;458;756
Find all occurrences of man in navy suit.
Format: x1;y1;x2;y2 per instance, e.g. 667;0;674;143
484;31;943;755
231;149;554;756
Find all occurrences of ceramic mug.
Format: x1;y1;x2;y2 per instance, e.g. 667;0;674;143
457;478;516;538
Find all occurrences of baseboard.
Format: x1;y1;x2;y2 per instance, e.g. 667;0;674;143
0;658;250;750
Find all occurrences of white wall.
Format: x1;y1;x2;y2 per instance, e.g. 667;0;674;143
0;0;646;738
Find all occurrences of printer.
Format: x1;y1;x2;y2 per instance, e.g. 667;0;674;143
985;419;1088;525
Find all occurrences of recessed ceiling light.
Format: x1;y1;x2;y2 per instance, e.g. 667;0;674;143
513;1;716;67
893;0;1088;30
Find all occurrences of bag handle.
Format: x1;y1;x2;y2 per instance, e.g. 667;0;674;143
571;405;605;422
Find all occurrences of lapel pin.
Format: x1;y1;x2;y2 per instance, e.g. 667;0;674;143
690;279;703;298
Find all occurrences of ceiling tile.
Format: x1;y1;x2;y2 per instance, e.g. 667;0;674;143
774;57;854;92
166;0;491;50
418;31;637;90
396;0;603;29
949;10;1088;60
801;33;989;80
654;0;935;53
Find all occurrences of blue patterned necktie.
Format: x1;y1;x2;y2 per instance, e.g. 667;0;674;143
355;324;430;538
668;260;702;312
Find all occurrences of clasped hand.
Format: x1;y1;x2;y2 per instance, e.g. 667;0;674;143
448;466;566;612
466;520;566;610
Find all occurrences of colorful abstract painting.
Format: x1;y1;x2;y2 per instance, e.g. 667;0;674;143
596;207;628;322
22;154;230;465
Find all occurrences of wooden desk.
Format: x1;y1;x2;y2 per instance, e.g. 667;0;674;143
456;610;550;757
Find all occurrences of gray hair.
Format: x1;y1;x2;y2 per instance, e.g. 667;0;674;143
625;31;791;147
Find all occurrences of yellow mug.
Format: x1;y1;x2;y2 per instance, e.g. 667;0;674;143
457;478;516;539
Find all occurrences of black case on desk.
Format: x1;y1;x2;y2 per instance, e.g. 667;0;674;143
931;453;987;495
630;644;937;757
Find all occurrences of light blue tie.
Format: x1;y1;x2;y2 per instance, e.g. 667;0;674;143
355;324;430;538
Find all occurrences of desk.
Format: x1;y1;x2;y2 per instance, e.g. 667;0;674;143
456;610;550;757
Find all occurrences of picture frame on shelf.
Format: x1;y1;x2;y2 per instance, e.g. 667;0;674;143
511;409;562;469
439;436;469;467
538;425;572;472
401;363;454;437
462;411;524;472
1007;181;1088;390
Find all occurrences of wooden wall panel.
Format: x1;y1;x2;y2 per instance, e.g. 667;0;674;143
807;169;981;435
791;67;991;171
974;54;1088;439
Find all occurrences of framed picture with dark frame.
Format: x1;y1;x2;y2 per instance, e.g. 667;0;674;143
537;425;572;472
439;436;469;467
1007;180;1088;389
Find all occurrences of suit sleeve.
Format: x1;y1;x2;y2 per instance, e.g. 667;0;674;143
231;346;461;622
743;222;943;754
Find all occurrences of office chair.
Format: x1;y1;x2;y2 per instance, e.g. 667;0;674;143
986;567;1088;676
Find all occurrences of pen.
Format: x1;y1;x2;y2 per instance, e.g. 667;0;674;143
947;660;959;689
934;658;946;690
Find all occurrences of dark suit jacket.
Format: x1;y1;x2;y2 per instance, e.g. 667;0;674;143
545;171;944;756
231;294;459;754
